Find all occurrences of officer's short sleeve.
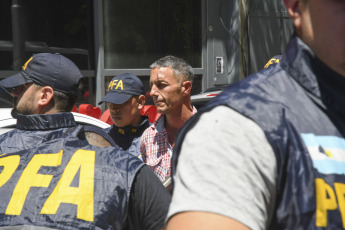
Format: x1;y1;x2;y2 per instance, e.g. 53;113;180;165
127;165;171;230
167;106;277;230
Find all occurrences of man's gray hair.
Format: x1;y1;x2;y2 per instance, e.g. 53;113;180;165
150;55;194;83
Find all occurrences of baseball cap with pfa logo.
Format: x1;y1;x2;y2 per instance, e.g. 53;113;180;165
0;53;83;95
98;73;144;105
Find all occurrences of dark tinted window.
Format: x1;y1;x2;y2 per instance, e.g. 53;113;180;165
0;0;94;71
103;0;202;69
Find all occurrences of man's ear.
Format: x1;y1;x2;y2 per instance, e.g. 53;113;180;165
38;86;54;106
182;81;192;96
137;95;146;110
283;0;303;30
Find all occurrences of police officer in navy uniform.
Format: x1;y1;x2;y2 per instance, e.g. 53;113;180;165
166;0;345;229
98;73;150;159
0;53;171;230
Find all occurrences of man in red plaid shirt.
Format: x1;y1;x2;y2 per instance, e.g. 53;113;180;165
140;56;197;186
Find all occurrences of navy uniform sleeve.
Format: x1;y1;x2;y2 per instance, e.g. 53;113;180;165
127;165;171;230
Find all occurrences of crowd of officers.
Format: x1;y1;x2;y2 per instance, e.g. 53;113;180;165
0;0;345;229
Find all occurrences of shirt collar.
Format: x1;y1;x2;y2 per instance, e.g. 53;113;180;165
16;113;77;130
283;35;345;115
152;106;198;133
112;116;150;136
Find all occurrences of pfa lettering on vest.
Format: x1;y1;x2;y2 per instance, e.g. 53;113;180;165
0;149;95;222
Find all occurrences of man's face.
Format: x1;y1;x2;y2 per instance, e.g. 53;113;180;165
298;0;345;77
11;83;36;118
150;67;184;115
107;96;142;127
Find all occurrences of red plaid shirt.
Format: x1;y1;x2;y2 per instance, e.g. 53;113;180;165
140;107;197;182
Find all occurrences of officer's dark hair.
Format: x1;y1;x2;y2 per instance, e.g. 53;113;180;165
150;55;194;85
55;79;83;112
53;91;78;112
33;79;83;112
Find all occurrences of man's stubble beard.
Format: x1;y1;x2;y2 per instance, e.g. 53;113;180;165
11;95;36;118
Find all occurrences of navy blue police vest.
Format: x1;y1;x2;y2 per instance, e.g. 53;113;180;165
173;36;345;229
104;116;150;160
0;113;144;229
